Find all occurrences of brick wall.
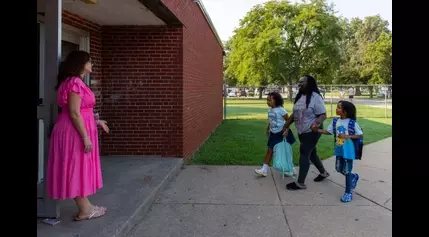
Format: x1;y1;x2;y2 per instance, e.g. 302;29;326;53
62;3;222;158
62;10;103;113
161;0;224;158
100;26;184;157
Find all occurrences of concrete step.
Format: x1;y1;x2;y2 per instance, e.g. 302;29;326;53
37;157;183;237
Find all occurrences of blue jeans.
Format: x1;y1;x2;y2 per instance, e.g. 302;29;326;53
335;156;354;193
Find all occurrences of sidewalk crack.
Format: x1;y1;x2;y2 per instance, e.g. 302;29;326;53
271;169;294;237
384;197;392;205
313;170;392;212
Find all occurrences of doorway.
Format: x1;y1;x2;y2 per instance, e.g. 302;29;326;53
37;20;90;218
62;24;90;84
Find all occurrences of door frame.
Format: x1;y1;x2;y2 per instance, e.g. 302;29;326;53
37;21;45;185
61;24;91;84
37;18;91;185
38;14;91;84
37;13;91;219
37;11;60;218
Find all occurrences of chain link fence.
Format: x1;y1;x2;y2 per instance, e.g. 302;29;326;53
222;84;392;119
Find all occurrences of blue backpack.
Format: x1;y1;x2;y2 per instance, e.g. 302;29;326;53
332;118;364;160
272;138;295;178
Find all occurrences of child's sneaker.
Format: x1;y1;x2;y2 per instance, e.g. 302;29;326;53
351;173;360;190
254;167;268;177
340;193;353;202
284;171;295;177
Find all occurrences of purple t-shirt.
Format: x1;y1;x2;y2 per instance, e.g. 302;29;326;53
293;92;326;134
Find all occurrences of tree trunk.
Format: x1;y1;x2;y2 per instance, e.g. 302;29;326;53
369;86;374;98
387;86;392;99
355;86;362;96
287;85;293;101
258;87;264;99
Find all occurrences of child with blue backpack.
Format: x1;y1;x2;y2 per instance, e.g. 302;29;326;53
312;101;363;202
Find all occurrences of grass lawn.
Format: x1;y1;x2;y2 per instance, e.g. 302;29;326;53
192;99;392;166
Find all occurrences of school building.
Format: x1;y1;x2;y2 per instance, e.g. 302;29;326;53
37;0;224;219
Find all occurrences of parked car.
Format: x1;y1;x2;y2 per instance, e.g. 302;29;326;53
377;87;388;98
228;90;237;97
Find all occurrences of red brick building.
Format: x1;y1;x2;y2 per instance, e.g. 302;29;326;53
37;0;223;218
37;0;224;160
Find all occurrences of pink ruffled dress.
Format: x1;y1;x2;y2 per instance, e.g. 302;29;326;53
47;77;103;200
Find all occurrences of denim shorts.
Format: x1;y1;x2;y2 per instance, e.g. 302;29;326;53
335;156;354;175
267;132;284;149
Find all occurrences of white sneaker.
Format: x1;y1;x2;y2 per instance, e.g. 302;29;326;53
284;172;295;177
254;167;268;177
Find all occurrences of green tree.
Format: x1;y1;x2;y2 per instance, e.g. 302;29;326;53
284;0;343;85
335;15;391;96
223;40;238;86
225;0;343;100
362;32;392;84
226;0;289;98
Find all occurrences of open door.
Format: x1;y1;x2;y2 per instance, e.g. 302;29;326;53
37;20;60;219
37;0;62;218
37;0;92;219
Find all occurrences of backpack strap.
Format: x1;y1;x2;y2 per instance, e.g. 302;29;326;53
332;117;339;135
348;119;356;135
347;119;364;160
332;117;339;143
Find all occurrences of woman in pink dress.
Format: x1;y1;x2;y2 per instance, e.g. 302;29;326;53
47;50;110;221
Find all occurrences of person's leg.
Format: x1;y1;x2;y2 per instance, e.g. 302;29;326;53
75;196;107;220
311;145;330;182
298;132;329;183
345;173;353;193
286;133;315;190
255;148;273;177
255;132;281;177
297;137;313;183
351;172;360;190
335;156;344;174
264;148;274;165
75;196;93;216
341;159;354;202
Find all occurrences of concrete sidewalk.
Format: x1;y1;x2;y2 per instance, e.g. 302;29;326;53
128;137;392;237
37;157;183;237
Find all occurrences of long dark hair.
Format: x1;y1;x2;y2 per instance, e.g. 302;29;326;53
55;50;90;90
293;75;322;108
338;100;357;121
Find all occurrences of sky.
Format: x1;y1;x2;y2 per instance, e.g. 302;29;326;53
201;0;392;42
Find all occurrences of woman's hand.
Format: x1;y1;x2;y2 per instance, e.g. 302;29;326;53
98;120;110;134
311;124;319;132
338;134;349;139
282;128;289;137
83;138;92;153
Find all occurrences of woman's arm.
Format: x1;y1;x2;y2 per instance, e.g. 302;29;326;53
281;113;289;131
68;93;89;140
283;113;294;129
339;134;363;140
282;113;294;135
312;113;327;127
312;94;327;127
94;112;100;125
316;128;331;135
